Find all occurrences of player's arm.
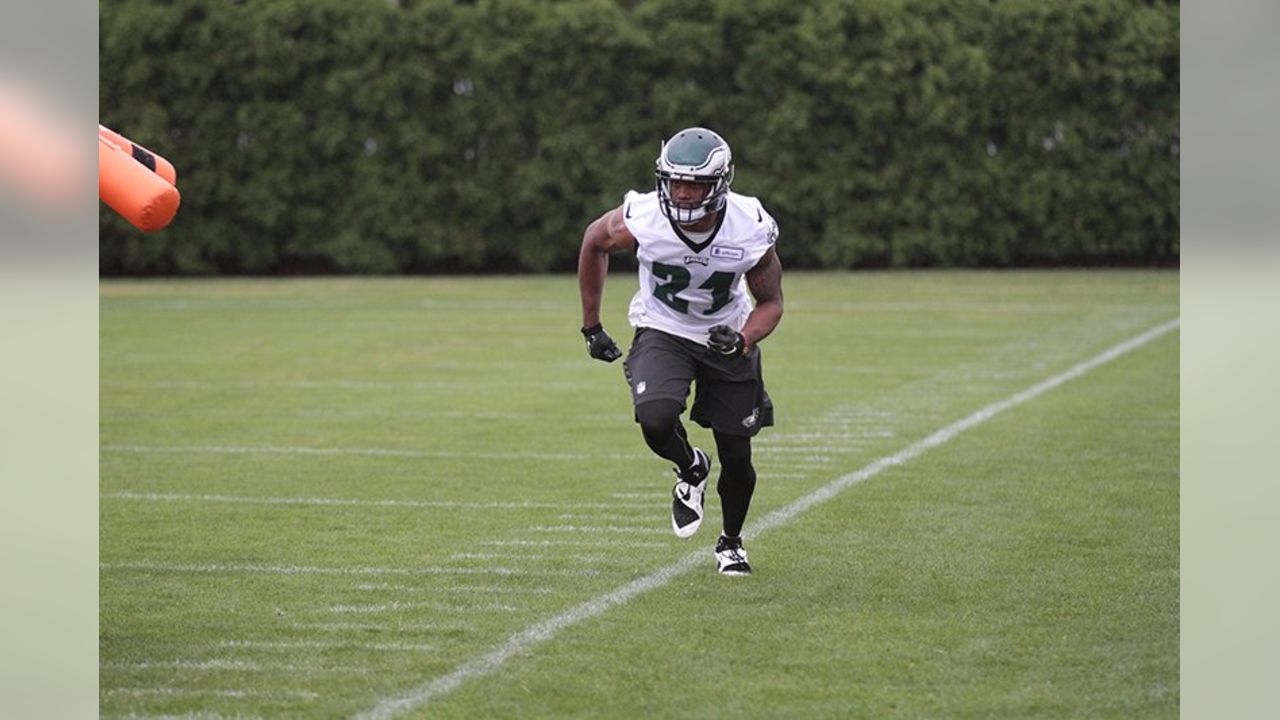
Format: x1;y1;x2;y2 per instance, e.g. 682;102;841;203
577;206;637;361
578;205;636;328
739;246;784;352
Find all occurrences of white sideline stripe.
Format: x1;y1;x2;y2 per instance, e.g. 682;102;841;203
101;444;646;462
357;318;1179;719
101;560;596;578
101;491;650;511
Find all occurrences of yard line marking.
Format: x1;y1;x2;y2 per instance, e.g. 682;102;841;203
528;525;669;536
101;491;650;511
104;659;259;671
329;601;517;614
552;513;652;523
222;640;434;652
100;377;584;391
291;622;475;633
354;582;557;595
101;444;647;462
357;318;1179;719
101;714;262;720
103;687;318;700
101;560;598;578
481;539;666;548
448;553;607;565
103;407;619;423
103;659;372;674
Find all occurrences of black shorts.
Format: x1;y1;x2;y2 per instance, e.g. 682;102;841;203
622;327;774;437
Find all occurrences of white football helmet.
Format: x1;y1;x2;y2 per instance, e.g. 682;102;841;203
655;127;734;225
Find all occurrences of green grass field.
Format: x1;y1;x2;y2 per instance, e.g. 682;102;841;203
100;271;1179;718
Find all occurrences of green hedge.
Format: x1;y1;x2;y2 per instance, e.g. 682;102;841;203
99;0;1178;274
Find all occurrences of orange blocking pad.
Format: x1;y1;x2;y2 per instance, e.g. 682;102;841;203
99;134;180;232
98;124;177;185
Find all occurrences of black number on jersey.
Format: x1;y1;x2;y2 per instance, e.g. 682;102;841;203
700;269;735;314
651;262;736;316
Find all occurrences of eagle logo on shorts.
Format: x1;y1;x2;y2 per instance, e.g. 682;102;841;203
741;408;759;428
636;381;647;395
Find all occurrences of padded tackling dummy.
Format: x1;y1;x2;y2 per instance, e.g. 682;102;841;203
98;124;177;185
98;129;180;232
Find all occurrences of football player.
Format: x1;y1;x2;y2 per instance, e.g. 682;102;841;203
577;127;784;576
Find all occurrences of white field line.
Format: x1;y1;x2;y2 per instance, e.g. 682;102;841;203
450;550;609;563
480;539;666;549
752;455;835;465
552;513;652;523
757;445;864;454
101;444;646;463
105;407;619;423
100;560;597;578
100;377;584;391
447;553;608;565
103;659;372;674
527;525;668;535
329;601;517;614
354;583;557;595
357;318;1179;719
290;622;474;633
221;640;434;653
103;713;263;720
771;430;896;441
101;491;650;511
104;659;258;671
104;687;318;701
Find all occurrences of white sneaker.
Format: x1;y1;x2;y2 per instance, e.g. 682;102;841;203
714;534;752;575
670;448;710;538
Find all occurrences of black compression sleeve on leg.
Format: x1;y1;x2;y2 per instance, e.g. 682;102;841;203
713;431;756;538
635;399;694;471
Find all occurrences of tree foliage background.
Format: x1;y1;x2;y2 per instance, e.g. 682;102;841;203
100;0;1179;274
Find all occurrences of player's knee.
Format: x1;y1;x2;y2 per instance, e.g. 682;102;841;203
635;399;682;437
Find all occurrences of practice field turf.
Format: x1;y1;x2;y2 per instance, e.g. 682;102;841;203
100;271;1179;718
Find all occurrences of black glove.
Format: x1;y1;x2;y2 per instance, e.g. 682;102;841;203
707;324;747;357
581;323;622;362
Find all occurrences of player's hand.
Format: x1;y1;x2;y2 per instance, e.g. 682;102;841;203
707;324;747;357
581;323;622;362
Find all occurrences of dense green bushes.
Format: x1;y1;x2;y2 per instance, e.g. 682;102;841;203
99;0;1178;274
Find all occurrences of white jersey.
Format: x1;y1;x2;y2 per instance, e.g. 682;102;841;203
622;190;778;343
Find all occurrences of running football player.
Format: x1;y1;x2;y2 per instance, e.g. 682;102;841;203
577;127;784;575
